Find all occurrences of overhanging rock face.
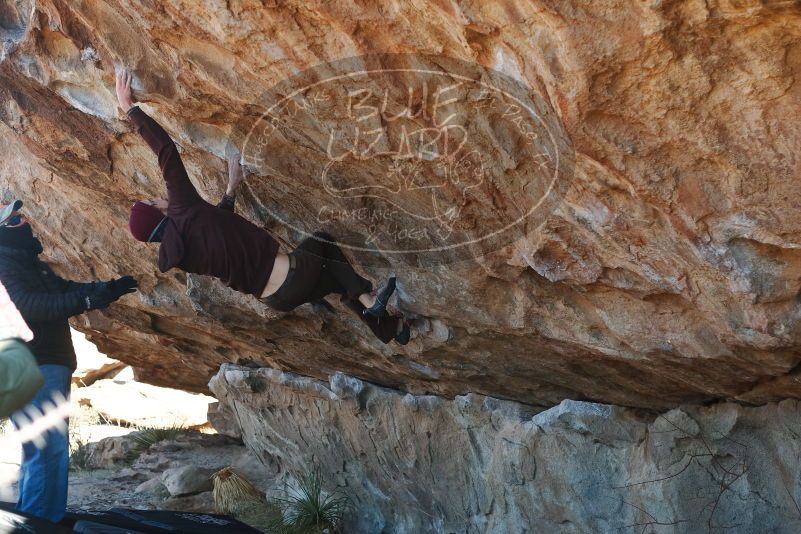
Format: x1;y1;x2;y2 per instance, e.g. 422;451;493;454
0;1;800;408
210;364;801;534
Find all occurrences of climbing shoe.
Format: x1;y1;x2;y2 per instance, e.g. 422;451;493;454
363;276;396;318
394;319;411;345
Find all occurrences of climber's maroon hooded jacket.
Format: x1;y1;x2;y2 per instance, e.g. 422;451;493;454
127;106;279;298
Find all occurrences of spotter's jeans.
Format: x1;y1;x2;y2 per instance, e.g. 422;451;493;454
12;363;71;523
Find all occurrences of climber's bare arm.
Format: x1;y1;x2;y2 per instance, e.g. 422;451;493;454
115;68;203;209
226;149;245;197
216;149;244;212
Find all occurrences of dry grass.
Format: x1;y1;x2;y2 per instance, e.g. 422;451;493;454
213;467;283;532
214;467;266;514
126;424;186;462
69;402;103;471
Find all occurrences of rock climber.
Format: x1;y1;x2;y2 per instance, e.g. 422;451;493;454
115;69;410;344
0;199;138;522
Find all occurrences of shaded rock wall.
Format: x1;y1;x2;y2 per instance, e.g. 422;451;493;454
0;0;800;409
210;364;801;534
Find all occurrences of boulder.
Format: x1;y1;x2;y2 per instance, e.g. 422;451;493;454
74;378;215;428
161;465;215;497
207;401;242;441
3;1;801;528
63;430;267;512
211;364;801;534
86;434;138;469
0;1;797;410
134;477;170;499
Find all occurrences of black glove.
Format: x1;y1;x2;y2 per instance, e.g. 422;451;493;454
109;275;138;294
85;276;138;310
84;289;116;311
93;276;138;295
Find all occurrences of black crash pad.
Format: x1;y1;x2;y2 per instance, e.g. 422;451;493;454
63;508;262;533
0;502;73;534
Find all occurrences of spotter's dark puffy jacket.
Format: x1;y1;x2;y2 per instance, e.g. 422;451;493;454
0;246;97;370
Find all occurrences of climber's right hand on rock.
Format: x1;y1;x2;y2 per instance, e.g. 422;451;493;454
115;67;134;113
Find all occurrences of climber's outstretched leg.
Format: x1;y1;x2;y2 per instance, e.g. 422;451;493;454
300;232;373;300
293;232;396;313
261;232;409;344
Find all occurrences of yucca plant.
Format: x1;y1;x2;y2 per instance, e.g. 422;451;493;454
272;466;350;534
126;423;184;462
69;435;93;471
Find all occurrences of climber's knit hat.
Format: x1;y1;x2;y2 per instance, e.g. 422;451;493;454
129;201;166;242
